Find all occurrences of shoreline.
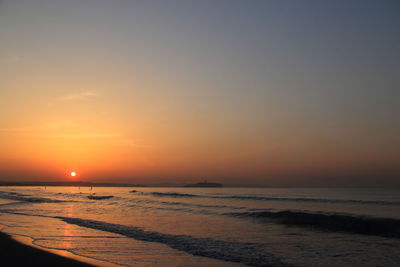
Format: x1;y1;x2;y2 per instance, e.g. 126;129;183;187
0;231;96;267
0;230;123;267
0;198;120;267
12;233;122;267
0;213;120;267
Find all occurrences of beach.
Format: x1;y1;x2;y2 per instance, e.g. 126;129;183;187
0;186;399;266
1;1;399;266
0;231;94;267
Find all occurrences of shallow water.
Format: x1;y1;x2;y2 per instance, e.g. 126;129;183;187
0;186;399;266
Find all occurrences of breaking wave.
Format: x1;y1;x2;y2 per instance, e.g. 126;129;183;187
227;210;400;238
0;191;66;203
132;191;400;206
87;195;114;200
149;192;199;198
223;195;400;206
57;216;291;267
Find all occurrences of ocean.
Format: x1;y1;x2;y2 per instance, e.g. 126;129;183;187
0;186;399;266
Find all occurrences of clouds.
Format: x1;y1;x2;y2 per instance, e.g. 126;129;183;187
5;56;22;64
0;119;139;149
43;120;77;130
29;133;121;139
60;90;99;101
0;120;76;133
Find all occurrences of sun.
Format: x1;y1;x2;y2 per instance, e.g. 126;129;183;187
70;171;77;177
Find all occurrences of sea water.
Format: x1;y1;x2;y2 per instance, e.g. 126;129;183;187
0;186;399;266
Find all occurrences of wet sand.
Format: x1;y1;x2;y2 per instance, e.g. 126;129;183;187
0;231;95;267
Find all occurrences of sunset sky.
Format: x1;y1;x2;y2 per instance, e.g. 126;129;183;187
1;0;399;186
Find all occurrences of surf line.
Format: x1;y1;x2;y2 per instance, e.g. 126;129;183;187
57;216;292;267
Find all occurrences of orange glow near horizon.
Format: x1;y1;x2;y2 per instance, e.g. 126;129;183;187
0;0;399;187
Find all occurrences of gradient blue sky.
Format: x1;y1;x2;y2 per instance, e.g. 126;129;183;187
1;0;399;185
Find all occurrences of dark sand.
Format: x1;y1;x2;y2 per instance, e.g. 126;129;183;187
0;232;95;267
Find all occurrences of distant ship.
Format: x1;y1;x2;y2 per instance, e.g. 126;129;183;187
184;182;223;188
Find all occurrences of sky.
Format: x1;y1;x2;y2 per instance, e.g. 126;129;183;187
0;0;399;186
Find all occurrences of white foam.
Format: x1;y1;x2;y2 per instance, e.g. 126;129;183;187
58;216;289;267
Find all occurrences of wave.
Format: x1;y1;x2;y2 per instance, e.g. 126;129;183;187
149;192;199;198
87;195;113;200
126;197;247;211
132;191;400;206
223;195;400;206
57;216;291;267
227;210;400;238
0;191;65;203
